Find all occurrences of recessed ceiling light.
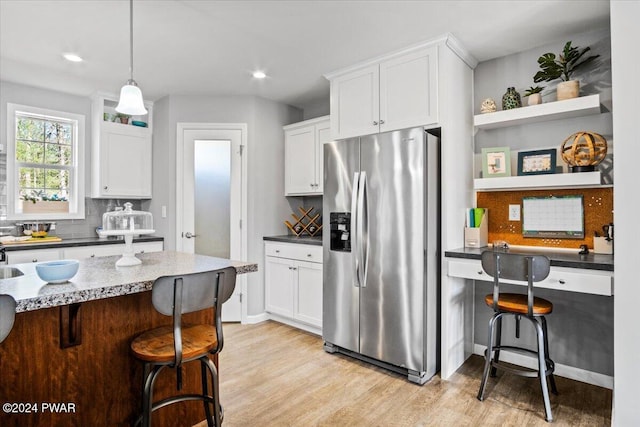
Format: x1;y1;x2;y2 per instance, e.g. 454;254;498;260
252;71;267;79
63;53;83;63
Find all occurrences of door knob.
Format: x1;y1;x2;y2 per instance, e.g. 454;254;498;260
380;119;385;124
185;232;198;238
373;121;378;126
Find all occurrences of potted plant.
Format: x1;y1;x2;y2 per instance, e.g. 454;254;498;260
533;41;599;101
21;191;69;214
115;112;131;124
524;86;545;106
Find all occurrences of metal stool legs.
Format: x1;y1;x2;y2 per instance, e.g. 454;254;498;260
138;357;222;427
477;312;557;422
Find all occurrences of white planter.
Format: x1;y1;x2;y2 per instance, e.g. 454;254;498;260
528;93;542;106
557;80;580;101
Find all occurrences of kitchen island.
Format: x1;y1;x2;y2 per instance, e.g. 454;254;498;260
0;251;257;427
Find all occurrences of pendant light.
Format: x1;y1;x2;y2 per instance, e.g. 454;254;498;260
116;0;148;115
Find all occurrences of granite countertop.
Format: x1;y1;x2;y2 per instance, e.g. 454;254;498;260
0;251;258;313
3;235;164;251
263;235;323;246
445;247;613;271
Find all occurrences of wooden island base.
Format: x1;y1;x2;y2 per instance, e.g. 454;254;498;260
0;291;217;427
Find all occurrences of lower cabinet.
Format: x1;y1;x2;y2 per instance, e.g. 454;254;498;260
264;242;323;334
5;241;164;264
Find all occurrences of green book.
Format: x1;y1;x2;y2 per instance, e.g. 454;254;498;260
474;208;485;228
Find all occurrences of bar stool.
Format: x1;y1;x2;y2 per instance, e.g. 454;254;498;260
0;294;16;343
131;267;237;427
476;251;557;422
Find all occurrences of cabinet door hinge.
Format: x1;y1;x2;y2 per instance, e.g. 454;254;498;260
239;219;242;229
239;144;245;155
239;293;243;303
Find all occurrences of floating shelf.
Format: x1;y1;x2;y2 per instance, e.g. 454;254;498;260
474;94;602;130
474;171;603;191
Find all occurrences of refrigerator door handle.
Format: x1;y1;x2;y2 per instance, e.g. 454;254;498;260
357;171;368;287
351;172;361;287
361;171;370;287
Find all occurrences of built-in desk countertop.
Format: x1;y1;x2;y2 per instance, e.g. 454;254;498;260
445;247;614;296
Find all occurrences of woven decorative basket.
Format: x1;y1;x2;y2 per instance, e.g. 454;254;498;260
560;131;608;172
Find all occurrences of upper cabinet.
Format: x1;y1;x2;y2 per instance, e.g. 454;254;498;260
91;92;153;199
326;45;438;140
284;116;330;196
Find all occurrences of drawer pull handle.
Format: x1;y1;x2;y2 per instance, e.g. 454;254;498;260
307;254;312;257
559;279;566;284
90;254;95;258
32;259;38;263
477;271;483;275
275;250;280;253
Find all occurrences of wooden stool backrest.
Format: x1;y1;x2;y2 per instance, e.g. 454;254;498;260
151;267;237;365
0;294;16;343
481;251;551;316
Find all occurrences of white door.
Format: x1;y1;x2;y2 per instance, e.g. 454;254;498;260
176;124;247;322
265;256;295;318
329;64;380;140
379;46;438;132
285;125;316;195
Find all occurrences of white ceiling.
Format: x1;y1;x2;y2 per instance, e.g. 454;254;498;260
0;0;610;111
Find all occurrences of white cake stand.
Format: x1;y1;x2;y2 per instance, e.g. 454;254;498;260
100;229;155;267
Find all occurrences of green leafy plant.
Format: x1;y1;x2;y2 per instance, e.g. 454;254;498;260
21;190;68;203
533;41;600;83
524;86;545;96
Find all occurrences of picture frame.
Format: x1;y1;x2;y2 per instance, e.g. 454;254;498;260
517;149;557;176
482;147;511;178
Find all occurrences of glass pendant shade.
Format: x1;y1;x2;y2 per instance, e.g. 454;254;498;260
115;80;148;115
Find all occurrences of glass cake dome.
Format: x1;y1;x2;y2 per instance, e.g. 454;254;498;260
101;203;155;267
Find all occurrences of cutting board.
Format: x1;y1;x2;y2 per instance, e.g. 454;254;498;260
2;236;63;245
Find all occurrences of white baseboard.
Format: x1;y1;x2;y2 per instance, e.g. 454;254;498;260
473;344;613;389
244;312;269;324
267;313;322;336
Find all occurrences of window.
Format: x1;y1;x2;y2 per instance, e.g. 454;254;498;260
7;104;85;219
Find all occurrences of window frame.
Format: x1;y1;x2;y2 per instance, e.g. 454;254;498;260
7;103;85;220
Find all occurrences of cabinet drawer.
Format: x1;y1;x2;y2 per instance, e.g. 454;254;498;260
265;242;322;263
447;258;613;296
8;249;62;264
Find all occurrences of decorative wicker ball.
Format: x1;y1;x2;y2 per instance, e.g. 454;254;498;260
560;131;608;172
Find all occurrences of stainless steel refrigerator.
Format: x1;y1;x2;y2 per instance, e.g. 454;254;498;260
322;126;440;384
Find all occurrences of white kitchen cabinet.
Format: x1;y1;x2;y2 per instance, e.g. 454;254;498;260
63;241;163;259
6;248;62;264
91;92;153;199
284;116;330;196
264;242;323;334
327;45;438;140
6;241;163;264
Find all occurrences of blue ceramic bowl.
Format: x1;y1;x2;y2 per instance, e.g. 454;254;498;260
36;260;79;284
131;120;147;127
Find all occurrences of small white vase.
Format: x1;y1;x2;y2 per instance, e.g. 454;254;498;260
557;80;580;101
528;93;542;106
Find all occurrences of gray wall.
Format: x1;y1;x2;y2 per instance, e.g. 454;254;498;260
147;94;302;317
472;28;613;376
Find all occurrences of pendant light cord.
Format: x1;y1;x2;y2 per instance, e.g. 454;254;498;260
129;0;134;82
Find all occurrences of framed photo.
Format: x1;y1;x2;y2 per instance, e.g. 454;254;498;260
517;149;557;176
482;147;511;178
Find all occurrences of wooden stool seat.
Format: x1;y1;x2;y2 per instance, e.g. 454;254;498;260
484;293;553;315
131;324;218;363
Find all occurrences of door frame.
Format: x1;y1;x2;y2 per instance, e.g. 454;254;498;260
176;122;248;323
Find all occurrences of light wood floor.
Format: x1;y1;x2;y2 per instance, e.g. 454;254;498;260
196;321;611;426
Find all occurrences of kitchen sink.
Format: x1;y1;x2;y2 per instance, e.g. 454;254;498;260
0;267;24;279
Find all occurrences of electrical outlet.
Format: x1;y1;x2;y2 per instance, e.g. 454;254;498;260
509;204;521;221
